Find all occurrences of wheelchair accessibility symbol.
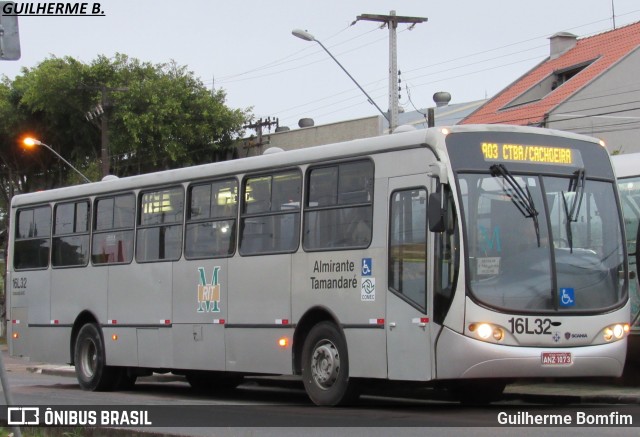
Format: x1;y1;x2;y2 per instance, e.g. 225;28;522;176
559;288;575;307
362;258;372;276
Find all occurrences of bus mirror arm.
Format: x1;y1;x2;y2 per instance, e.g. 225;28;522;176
429;162;448;185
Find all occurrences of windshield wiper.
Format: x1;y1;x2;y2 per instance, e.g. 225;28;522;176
490;164;541;246
561;168;586;253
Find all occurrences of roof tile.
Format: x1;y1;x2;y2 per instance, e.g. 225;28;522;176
462;22;640;125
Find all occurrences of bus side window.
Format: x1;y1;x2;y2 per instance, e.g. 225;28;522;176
14;206;52;270
185;179;238;259
52;200;90;268
137;187;184;262
240;170;301;256
92;194;135;265
303;160;373;251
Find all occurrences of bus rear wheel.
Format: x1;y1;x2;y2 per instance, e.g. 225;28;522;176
74;323;119;391
301;322;358;406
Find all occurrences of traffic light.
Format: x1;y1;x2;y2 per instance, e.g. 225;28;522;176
0;1;21;60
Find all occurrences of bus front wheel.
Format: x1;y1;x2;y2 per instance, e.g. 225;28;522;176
74;323;119;391
301;322;358;406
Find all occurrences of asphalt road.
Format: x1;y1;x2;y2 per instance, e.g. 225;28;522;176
1;351;639;436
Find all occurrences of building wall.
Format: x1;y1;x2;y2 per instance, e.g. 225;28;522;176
546;47;640;154
241;116;384;157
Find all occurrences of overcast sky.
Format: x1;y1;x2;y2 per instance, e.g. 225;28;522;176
2;0;640;129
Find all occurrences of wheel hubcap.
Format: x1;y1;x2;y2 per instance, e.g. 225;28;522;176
80;338;98;378
310;340;340;390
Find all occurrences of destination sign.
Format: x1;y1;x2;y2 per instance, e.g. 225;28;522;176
481;142;580;165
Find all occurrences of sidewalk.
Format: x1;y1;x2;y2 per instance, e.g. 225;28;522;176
3;347;640;404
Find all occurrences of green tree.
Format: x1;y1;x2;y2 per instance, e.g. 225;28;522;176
0;53;250;207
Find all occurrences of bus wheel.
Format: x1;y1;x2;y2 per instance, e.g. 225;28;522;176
74;323;118;391
301;322;358;406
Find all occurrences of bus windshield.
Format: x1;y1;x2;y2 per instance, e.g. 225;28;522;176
447;131;626;313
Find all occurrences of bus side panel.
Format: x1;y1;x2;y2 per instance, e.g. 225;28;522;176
51;267;108;325
8;308;28;357
225;328;294;373
23;270;50;326
105;263;173;368
291;249;388;380
343;328;387;378
28;327;71;364
108;263;173;325
104;326;138;366
226;254;293;374
171;259;228;371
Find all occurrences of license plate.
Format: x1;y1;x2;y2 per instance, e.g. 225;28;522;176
541;352;572;365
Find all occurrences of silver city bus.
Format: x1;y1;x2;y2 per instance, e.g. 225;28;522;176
612;152;640;361
7;125;630;405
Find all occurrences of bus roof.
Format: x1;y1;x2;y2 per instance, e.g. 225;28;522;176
10;124;602;208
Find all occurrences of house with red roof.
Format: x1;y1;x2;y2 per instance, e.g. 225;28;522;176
461;22;640;153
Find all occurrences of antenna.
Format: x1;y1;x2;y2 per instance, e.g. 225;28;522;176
611;0;617;29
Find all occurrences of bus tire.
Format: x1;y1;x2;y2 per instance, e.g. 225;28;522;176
74;323;118;391
301;322;358;406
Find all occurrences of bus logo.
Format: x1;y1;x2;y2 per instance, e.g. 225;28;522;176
197;267;221;313
361;278;375;302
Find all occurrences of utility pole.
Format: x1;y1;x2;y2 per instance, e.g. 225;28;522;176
243;117;279;156
355;10;427;132
83;85;128;177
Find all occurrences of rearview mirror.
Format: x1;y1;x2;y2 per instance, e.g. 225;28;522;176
428;191;446;233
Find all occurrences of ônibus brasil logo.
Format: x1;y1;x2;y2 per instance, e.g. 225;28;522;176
197;267;221;313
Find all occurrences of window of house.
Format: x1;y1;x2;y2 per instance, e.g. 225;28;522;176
502;60;595;110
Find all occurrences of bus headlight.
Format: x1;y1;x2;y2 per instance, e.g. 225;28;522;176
477;323;492;339
603;324;628;341
469;323;505;342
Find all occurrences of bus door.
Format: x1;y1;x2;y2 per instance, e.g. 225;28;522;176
386;175;433;381
619;186;640;332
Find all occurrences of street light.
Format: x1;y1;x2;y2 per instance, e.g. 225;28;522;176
292;29;391;125
23;137;91;183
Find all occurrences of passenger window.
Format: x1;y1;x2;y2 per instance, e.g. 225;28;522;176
92;194;135;265
303;160;373;251
185;179;238;259
52;200;90;267
137;187;184;262
389;189;427;309
240;170;301;255
14;206;52;270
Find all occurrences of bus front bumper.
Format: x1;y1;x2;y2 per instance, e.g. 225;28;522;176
435;326;627;380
